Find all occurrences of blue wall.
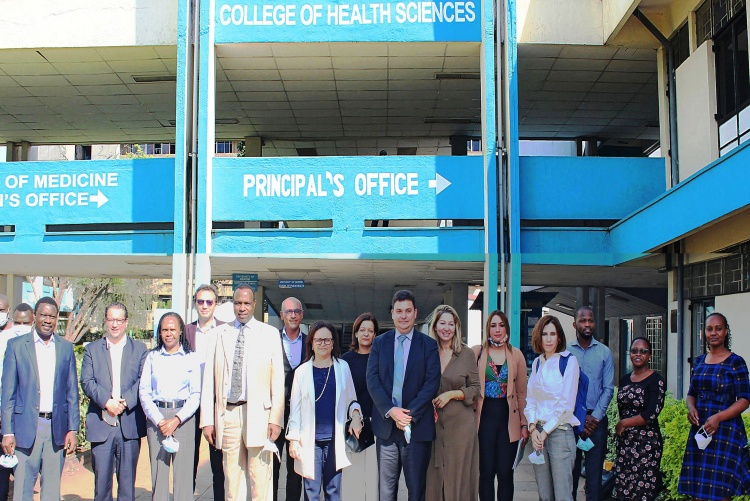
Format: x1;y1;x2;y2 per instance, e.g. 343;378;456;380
519;156;666;220
0;159;175;255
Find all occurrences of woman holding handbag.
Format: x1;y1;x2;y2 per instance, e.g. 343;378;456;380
341;313;379;501
287;320;363;501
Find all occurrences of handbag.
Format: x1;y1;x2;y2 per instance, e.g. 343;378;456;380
345;401;375;453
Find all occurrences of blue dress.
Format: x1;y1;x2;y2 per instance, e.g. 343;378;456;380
678;352;750;500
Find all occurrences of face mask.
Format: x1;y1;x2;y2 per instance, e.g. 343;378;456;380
403;424;412;444
162;436;180;453
262;440;281;461
0;455;17;468
694;427;712;450
9;325;31;337
528;449;546;465
577;437;595;451
0;313;7;328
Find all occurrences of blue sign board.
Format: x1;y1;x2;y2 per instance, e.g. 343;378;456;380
214;0;481;43
232;273;258;291
212;155;484;223
279;280;305;289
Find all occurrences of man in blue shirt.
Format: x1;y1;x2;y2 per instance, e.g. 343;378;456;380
569;306;614;501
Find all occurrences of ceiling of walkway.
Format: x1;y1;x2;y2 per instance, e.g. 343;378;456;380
0;254;667;324
0;42;659;153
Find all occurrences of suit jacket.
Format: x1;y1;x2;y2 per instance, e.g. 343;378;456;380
200;317;285;448
366;329;440;443
473;344;528;443
280;328;307;417
185;318;225;352
1;331;80;449
80;337;148;443
285;358;360;479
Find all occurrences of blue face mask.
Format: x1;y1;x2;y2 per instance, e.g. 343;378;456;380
576;437;595;451
162;436;180;454
0;455;17;468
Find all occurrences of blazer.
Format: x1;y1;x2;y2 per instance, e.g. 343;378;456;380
80;337;148;443
280;329;307;411
1;331;80;449
185;318;225;352
473;344;528;443
366;329;440;443
285;358;360;479
200;317;285;448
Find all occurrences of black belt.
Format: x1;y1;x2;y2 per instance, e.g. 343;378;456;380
155;400;186;409
39;412;52;420
226;401;246;407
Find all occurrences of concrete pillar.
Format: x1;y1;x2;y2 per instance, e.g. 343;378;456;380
5;142;15;162
243;137;262;157
444;283;469;344
20;141;30;161
575;287;590;312
171;254;190;321
254;285;265;321
592;287;606;341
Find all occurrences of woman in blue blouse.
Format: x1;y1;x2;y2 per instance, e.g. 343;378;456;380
287;320;362;501
139;312;201;501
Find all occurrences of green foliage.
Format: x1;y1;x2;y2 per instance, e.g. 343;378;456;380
74;349;90;450
605;387;618;462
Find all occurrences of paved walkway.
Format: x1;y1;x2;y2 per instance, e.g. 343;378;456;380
37;438;583;500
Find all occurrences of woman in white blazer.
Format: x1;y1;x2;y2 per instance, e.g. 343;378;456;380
287;320;363;501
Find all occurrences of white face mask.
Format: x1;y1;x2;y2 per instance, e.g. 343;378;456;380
577;437;595;451
9;325;32;337
162;436;180;453
528;449;546;465
262;440;281;462
0;455;17;468
694;427;712;450
0;312;8;328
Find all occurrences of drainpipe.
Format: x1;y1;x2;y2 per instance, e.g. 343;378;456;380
633;9;679;186
676;250;685;398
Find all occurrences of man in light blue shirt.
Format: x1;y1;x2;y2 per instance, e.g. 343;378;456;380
569;306;614;501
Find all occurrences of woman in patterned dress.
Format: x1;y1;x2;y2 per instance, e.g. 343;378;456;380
613;336;665;501
678;312;750;501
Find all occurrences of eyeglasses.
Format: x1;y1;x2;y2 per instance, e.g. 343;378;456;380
196;299;214;306
38;314;57;321
313;338;333;346
283;309;303;316
106;318;127;325
630;348;650;355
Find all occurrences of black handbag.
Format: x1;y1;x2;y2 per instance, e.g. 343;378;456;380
345;401;375;453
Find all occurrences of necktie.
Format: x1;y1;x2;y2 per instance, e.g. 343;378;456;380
229;323;246;402
392;334;407;407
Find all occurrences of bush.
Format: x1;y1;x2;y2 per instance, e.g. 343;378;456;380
74;348;90;451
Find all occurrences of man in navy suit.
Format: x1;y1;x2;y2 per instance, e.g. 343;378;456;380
367;290;440;501
185;284;225;498
80;301;148;501
1;296;80;501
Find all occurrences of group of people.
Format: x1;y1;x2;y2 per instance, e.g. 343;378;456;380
0;289;747;501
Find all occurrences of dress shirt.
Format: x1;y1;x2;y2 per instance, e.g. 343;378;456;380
194;318;217;369
282;328;303;369
225;320;248;401
393;329;414;382
524;351;580;434
139;346;201;426
103;336;126;426
569;338;614;421
34;331;56;413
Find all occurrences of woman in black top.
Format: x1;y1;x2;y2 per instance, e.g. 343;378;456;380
341;313;379;501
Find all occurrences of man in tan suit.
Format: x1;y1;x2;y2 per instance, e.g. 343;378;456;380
201;285;284;501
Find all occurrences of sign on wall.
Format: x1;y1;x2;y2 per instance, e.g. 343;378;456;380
215;0;481;43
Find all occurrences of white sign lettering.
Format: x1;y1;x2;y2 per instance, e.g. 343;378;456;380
0;173;117;209
219;2;476;27
242;171;430;198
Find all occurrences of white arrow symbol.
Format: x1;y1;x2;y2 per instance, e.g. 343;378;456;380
428;173;452;195
90;190;109;208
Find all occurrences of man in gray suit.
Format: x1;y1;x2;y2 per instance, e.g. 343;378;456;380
1;296;79;501
80;302;148;501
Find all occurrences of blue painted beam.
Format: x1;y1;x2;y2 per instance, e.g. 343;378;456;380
0;231;174;255
610;142;750;255
519;156;667;220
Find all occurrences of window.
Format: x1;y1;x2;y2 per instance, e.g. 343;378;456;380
215;141;234;154
715;10;750;155
646;316;664;375
683;241;750;297
696;0;746;42
670;22;690;69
